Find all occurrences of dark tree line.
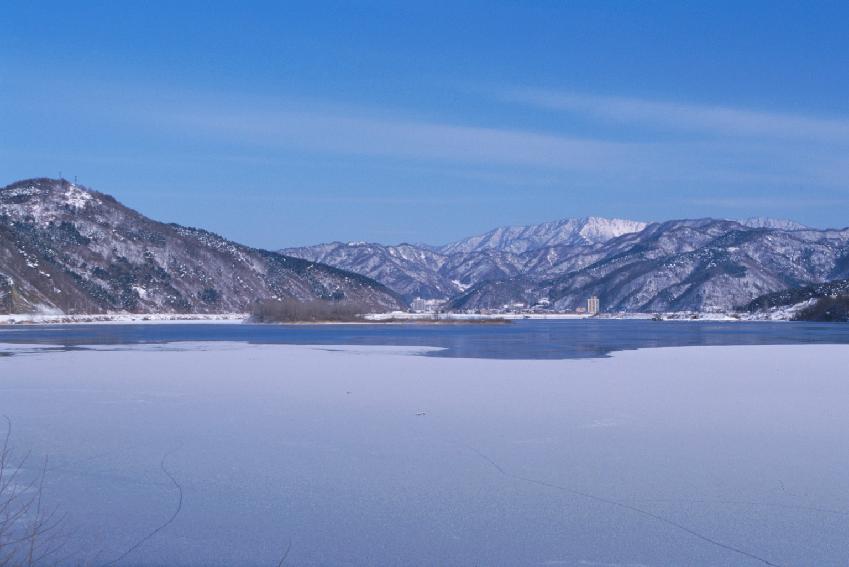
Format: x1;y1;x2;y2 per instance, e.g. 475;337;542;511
249;298;368;323
794;295;849;322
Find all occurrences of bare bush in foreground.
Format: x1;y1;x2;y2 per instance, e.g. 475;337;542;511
0;419;65;567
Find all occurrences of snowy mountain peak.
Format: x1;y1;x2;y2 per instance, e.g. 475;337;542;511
0;178;104;227
576;216;649;244
439;216;648;255
283;216;650;301
2;177;85;196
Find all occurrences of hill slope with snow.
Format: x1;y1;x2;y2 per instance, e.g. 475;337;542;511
0;178;403;314
286;217;849;312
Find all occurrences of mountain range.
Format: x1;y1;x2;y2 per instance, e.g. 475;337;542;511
284;217;849;313
0;178;403;314
3;177;846;316
282;217;648;301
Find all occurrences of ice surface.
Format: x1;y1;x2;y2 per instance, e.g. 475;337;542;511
1;343;848;566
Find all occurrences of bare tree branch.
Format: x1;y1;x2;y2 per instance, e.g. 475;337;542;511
100;448;183;567
0;418;66;567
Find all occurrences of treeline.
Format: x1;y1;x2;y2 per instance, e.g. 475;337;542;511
743;278;849;312
793;295;849;322
249;298;369;323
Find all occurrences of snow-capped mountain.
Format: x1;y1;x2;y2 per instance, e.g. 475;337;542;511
451;219;849;312
0;178;403;314
281;217;644;301
438;216;648;255
285;217;849;312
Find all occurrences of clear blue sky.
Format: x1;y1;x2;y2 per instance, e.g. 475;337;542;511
3;1;849;247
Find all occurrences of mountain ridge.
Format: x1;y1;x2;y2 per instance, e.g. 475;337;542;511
438;216;649;255
284;216;849;312
282;216;649;301
0;178;403;314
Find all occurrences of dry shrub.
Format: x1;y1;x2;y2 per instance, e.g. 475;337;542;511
249;299;369;323
0;418;65;567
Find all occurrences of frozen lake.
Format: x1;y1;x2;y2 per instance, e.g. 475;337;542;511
1;341;848;566
2;319;849;359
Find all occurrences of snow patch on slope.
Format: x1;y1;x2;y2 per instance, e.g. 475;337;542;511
63;184;95;209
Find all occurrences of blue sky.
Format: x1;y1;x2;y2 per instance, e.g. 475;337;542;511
3;1;849;247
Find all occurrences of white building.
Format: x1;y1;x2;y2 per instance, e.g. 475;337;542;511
587;296;600;315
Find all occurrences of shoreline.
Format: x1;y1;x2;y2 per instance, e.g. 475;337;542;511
0;313;248;326
0;309;814;326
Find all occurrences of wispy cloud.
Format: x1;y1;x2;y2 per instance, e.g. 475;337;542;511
155;104;648;172
123;91;849;188
498;88;849;142
7;74;849;194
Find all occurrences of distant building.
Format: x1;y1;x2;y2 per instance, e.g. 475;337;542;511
587;296;600;315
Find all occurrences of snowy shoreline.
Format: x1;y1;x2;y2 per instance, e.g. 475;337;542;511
0;303;816;326
0;312;248;325
367;310;796;322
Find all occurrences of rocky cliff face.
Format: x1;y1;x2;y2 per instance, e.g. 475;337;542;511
0;179;403;314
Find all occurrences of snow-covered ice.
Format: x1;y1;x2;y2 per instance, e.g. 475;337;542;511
1;343;848;565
